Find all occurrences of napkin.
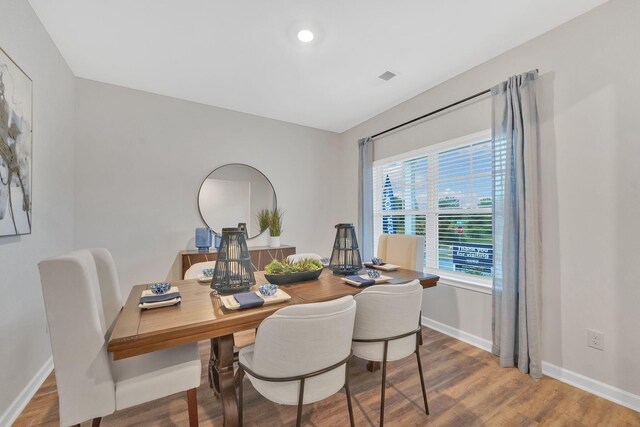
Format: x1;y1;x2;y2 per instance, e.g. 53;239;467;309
139;286;181;309
234;292;265;309
344;275;376;287
140;292;181;304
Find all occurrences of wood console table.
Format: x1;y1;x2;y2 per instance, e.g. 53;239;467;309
180;245;296;278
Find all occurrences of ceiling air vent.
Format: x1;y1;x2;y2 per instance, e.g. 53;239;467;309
378;71;396;81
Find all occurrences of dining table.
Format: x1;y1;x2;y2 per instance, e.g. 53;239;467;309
108;267;439;426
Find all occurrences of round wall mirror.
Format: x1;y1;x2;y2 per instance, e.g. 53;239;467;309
197;164;276;239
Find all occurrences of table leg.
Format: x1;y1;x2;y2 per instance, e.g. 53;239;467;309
210;335;239;427
367;361;381;372
208;339;221;397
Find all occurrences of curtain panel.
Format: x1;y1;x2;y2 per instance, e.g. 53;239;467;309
491;70;542;378
358;137;374;261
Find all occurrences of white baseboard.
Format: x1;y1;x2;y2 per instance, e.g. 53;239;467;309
421;315;492;352
421;315;640;414
541;361;640;413
0;356;53;426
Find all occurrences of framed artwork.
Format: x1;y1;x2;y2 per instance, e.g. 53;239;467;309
0;47;32;236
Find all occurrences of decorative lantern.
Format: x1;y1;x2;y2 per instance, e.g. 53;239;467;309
328;223;363;275
237;222;249;238
211;228;255;294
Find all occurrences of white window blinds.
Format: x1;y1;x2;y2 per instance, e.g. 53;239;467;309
372;132;495;278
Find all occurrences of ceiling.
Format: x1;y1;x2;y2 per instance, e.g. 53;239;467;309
29;0;607;133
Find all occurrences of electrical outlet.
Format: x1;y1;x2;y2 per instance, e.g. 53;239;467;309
587;329;604;351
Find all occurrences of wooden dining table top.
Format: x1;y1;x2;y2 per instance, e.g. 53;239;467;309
107;268;439;360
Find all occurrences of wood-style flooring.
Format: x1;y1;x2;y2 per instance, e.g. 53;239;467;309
14;327;640;426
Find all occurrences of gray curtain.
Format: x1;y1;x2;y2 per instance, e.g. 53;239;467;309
491;70;542;378
358;137;374;261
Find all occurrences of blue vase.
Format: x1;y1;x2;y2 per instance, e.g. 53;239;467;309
195;227;212;252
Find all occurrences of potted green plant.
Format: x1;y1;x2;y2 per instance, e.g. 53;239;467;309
268;207;283;247
257;209;271;235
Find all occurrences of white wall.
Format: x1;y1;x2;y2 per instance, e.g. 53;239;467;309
341;0;640;399
0;0;75;421
74;79;348;293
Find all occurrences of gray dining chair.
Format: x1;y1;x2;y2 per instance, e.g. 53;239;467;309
352;280;428;426
237;296;357;427
39;249;201;427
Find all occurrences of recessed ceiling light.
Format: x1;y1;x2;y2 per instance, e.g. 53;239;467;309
297;30;314;43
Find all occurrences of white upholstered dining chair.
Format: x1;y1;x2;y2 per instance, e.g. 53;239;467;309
88;248;123;333
39;249;202;427
237;296;357;427
376;234;425;271
352;281;428;427
184;260;217;279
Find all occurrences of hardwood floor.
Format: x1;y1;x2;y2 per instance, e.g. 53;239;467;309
14;327;640;426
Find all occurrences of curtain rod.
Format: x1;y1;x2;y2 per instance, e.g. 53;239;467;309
371;88;491;139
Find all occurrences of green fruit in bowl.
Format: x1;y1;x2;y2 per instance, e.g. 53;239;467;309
265;258;323;274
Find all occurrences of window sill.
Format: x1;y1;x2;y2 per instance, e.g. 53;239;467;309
425;270;493;295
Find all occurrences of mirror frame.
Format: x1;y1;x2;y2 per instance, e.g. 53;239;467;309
197;163;277;239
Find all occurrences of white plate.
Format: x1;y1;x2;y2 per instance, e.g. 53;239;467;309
220;289;291;310
197;275;213;282
139;297;181;309
139;286;182;309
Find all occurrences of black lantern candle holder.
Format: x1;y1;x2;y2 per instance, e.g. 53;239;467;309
237;222;249;238
211;227;255;294
328;223;363;275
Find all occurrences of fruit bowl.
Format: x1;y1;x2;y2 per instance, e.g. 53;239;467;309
264;268;323;285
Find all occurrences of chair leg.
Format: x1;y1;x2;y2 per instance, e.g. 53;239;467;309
415;333;429;415
73;419;101;427
238;367;245;426
296;378;306;427
344;363;355;427
380;341;389;427
187;388;199;427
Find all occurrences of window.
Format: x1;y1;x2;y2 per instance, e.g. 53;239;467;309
372;131;495;281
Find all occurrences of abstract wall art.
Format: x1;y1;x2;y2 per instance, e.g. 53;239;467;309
0;48;32;236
